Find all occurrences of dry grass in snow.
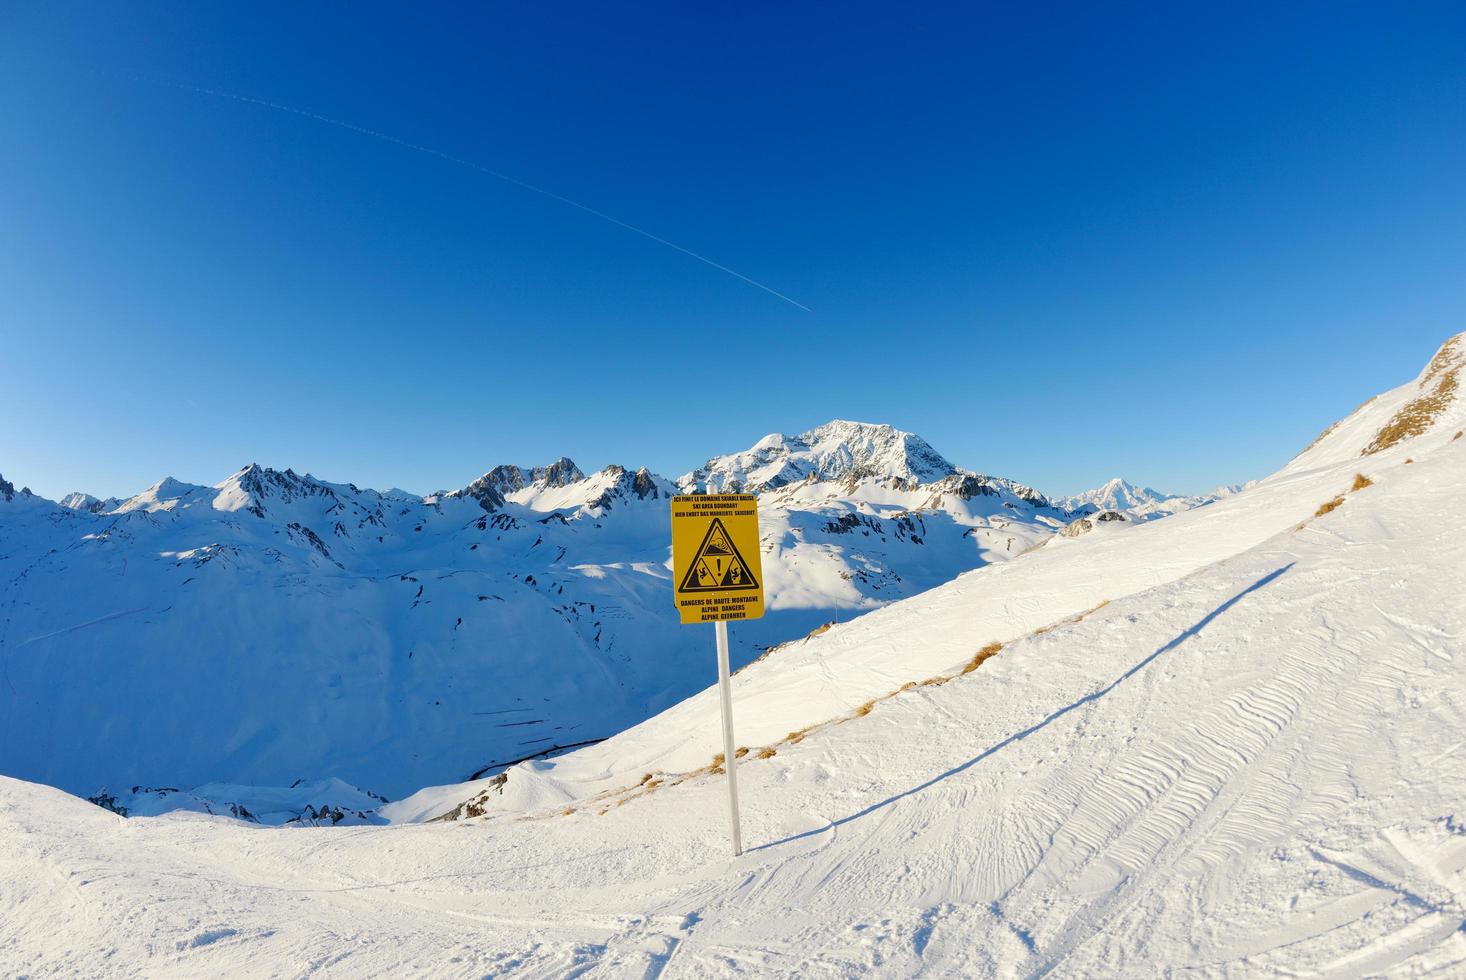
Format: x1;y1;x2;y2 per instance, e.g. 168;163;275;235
1362;335;1461;454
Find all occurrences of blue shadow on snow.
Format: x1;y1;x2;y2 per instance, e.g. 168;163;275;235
754;562;1296;853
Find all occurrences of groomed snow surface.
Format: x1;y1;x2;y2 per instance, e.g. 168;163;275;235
2;336;1464;976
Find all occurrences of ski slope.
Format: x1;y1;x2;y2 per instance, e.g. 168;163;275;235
1;335;1462;976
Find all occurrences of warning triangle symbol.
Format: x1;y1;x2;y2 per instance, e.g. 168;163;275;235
679;517;760;593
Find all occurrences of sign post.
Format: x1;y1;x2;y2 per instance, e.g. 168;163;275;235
714;619;742;856
670;493;764;857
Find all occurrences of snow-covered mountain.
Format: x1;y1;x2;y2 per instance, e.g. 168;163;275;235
0;422;1074;804
678;420;959;492
1058;477;1221;521
57;491;118;513
3;333;1462;976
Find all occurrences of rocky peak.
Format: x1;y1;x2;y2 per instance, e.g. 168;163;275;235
531;457;584;488
628;466;662;500
453;472;509;514
215;464;338;519
582;465;675;513
0;472;15;503
473;465;532;496
451;457;588;513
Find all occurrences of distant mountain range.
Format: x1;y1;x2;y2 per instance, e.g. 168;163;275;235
1056;477;1249;522
0;420;1221;805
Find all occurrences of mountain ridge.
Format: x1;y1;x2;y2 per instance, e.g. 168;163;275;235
0;420;1085;800
18;419;1042;517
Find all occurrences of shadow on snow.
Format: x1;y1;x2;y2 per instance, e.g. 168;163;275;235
755;562;1296;853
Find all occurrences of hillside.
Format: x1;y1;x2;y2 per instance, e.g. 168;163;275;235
0;334;1461;976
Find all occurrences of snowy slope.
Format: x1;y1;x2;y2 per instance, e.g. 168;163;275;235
1;423;1073;804
1;334;1462;977
385;333;1464;817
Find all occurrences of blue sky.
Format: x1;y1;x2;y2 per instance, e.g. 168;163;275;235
3;2;1464;500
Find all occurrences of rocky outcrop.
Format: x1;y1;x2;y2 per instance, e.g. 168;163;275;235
922;473;1056;511
428;772;509;822
1060;510;1128;538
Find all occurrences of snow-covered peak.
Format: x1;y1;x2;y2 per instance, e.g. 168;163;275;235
113;476;215;514
1060;478;1171;513
58;491;118;514
211;464;344;518
1058;478;1220;522
679;419;958;493
59;492;100;511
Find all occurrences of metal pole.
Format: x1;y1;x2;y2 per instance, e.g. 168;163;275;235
714;619;743;856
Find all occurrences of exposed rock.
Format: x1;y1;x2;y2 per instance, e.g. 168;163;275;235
454;472;509;513
1060;510;1128;538
584;466;669;512
429;772;509;822
532;457;585;488
230;464;340;518
450;457;587;512
87;790;128;816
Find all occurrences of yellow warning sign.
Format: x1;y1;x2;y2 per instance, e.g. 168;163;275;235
671;494;765;624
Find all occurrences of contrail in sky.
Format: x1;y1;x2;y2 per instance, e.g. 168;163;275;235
145;77;811;311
